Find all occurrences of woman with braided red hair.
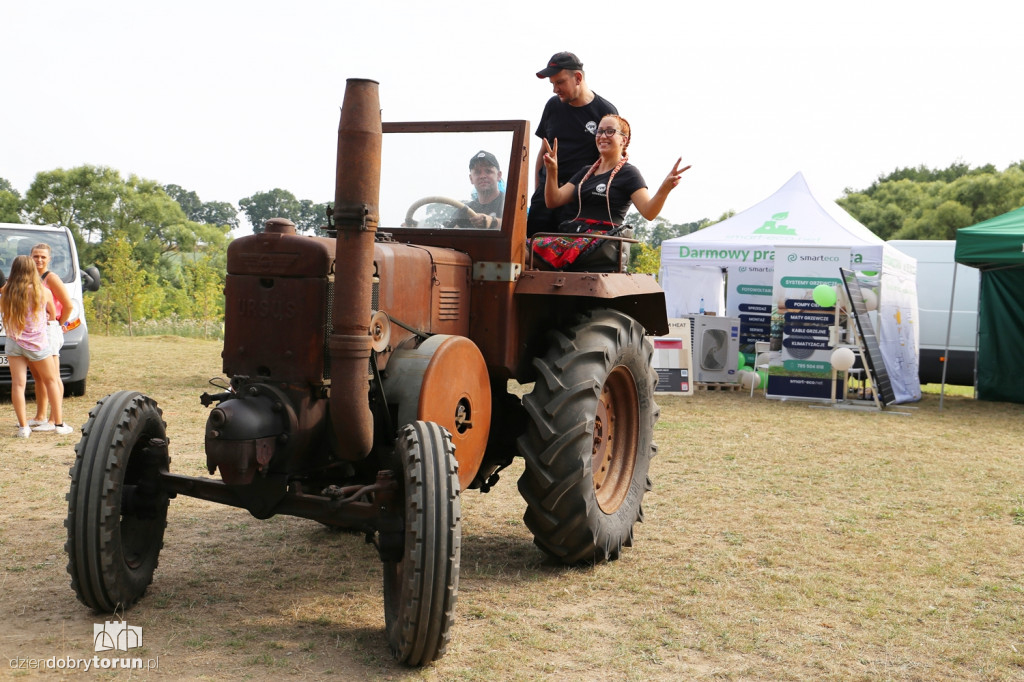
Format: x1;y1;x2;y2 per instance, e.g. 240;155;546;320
541;114;689;225
533;114;689;270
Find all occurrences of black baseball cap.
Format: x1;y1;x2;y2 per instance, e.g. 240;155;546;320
469;150;500;171
536;51;583;78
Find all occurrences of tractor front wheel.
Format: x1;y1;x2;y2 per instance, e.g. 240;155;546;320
382;421;461;665
65;391;170;611
517;309;659;564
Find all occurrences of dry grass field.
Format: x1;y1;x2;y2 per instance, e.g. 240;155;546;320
2;335;1023;680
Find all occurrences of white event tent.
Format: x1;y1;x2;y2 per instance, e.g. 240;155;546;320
659;171;921;403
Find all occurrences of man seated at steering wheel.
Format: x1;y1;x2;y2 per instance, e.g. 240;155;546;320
445;150;504;229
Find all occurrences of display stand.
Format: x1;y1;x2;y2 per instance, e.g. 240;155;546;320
811;271;913;415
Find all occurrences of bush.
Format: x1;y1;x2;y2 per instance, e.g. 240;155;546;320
100;314;223;340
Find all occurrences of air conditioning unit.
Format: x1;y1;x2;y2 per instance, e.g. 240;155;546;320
685;315;741;383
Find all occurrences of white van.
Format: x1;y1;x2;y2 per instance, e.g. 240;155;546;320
888;239;978;386
0;223;100;396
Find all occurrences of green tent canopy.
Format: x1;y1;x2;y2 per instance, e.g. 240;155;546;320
954;205;1024;403
955;205;1024;268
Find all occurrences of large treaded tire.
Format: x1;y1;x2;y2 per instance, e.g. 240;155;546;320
517;308;658;564
383;421;461;666
65;391;169;611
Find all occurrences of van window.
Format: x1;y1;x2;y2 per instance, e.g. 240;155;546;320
0;229;75;282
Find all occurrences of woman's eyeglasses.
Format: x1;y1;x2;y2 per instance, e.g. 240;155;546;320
595;128;624;138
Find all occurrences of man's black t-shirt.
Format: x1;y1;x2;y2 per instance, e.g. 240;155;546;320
446;192;504;228
567;163;646;224
536;93;618;185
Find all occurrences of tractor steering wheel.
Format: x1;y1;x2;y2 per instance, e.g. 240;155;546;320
402;196;479;227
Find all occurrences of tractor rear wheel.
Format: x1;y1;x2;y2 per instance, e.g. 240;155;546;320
517;308;659;564
65;391;170;611
382;421;461;665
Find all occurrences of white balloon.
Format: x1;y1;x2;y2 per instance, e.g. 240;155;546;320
862;288;878;311
831;347;856;372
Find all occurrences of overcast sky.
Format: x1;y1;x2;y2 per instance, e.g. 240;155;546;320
3;1;1021;231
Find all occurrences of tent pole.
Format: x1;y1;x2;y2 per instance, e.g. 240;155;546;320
972;271;981;399
938;262;960;411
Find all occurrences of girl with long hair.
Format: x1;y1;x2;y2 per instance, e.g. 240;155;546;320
0;255;70;437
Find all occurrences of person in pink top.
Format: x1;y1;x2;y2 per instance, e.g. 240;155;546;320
28;243;74;431
0;255;71;437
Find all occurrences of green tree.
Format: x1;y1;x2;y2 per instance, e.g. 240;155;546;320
163;184;202;220
84;287;117;335
629;242;661;275
91;175;226;302
239;189;329;234
839;162;1024;240
898;200;973;240
24;165;122;248
164;184;240;230
946;167;1024;223
860;162;974;189
240;189;300;234
197;201;241;231
296;199;330;234
624;211;712;249
181;253;225;338
0;178;22;222
103;235;165;335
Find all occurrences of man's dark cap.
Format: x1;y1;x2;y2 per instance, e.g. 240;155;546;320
469;150;500;171
536;52;583;78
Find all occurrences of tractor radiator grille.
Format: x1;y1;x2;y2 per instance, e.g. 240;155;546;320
438;288;461;321
323;279;334;380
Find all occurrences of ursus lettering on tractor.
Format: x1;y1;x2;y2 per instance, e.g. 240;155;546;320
64;79;668;665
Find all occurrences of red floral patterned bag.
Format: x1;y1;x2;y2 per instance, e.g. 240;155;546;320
531;219;620;270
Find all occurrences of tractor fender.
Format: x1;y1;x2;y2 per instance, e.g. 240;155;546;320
515;271;669;336
381;334;492;490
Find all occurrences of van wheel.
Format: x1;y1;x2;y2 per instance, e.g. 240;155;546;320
66;379;87;397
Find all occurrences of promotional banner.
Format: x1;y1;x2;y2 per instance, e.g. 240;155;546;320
767;246;850;401
878;249;922;402
726;263;773;363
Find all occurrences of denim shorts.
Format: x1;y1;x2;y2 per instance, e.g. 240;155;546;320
4;336;52;363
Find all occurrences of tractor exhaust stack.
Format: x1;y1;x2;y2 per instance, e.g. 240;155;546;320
329;78;381;459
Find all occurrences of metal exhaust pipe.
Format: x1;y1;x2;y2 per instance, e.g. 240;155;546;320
329;78;380;460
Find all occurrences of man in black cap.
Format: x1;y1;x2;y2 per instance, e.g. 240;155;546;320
528;51;618;237
446;150;504;229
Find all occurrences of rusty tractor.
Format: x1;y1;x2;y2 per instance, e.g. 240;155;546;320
64;79;668;665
